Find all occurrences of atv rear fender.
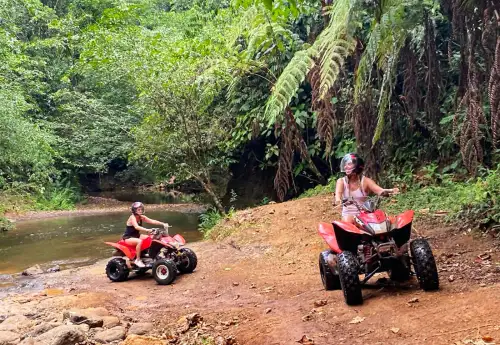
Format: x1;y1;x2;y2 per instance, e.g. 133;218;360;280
105;242;134;259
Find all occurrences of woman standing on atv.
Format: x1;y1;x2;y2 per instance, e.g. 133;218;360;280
123;202;169;268
333;153;399;223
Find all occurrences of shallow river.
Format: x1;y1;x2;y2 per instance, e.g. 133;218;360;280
0;210;201;275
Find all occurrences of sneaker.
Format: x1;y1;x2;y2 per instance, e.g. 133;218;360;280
134;259;146;268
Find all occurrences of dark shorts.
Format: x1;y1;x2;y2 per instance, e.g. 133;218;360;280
122;235;140;240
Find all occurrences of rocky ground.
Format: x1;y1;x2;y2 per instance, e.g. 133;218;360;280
1;195;499;345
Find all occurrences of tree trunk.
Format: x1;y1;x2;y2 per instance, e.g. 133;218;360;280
195;177;226;215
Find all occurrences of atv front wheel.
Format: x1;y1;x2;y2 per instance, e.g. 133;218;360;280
337;251;363;305
178;248;197;274
411;239;439;291
106;258;129;282
152;259;177;285
319;250;341;290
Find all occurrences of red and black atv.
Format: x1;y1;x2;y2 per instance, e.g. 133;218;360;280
318;194;439;305
104;226;197;285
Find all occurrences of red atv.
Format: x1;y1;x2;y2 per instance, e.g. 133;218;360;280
104;227;197;285
318;194;439;305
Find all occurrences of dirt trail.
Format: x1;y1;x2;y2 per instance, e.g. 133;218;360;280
4;195;500;344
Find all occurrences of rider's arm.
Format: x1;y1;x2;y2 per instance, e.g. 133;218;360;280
334;178;344;206
130;216;152;233
364;177;399;195
141;215;167;227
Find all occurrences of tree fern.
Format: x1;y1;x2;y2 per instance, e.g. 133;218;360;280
264;0;358;125
354;0;439;145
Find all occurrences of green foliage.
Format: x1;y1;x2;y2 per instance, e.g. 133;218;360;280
34;181;82;210
198;207;235;237
297;176;337;199
0;87;56;189
0;0;497;226
384;165;500;229
259;196;271;205
0;217;15;232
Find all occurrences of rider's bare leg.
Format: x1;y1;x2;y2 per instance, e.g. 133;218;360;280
124;238;144;267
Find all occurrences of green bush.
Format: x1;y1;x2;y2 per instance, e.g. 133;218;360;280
34;181;83;211
297;176;337;199
384;165;499;229
0;216;14;232
198;207;235;238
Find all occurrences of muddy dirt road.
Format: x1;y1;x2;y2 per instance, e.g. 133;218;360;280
2;195;499;345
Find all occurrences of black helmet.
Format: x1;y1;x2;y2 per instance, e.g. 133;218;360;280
131;202;145;215
340;153;365;175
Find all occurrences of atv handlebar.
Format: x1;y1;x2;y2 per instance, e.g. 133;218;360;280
150;225;171;239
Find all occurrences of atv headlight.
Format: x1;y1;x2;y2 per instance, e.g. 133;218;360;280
368;222;388;234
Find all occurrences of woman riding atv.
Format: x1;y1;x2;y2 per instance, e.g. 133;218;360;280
123;202;169;268
333;153;399;223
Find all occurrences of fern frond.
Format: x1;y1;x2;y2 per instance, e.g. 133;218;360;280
318;39;355;98
316;0;358;99
264;47;317;126
246;22;296;60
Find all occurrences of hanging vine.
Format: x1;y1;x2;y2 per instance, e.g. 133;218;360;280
456;28;487;174
402;44;419;126
490;39;500;149
424;13;442;129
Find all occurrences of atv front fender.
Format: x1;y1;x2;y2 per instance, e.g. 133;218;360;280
332;220;365;235
105;242;134;260
395;210;415;229
318;222;341;254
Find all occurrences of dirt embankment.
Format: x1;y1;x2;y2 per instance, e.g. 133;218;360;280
1;195;500;345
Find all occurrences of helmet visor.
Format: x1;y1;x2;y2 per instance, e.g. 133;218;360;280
340;155;357;173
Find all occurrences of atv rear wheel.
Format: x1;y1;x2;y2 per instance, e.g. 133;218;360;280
152;259;177;285
106;258;129;282
411;239;439;291
178;248;197;274
389;257;411;282
337;251;363;305
319;250;340;290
